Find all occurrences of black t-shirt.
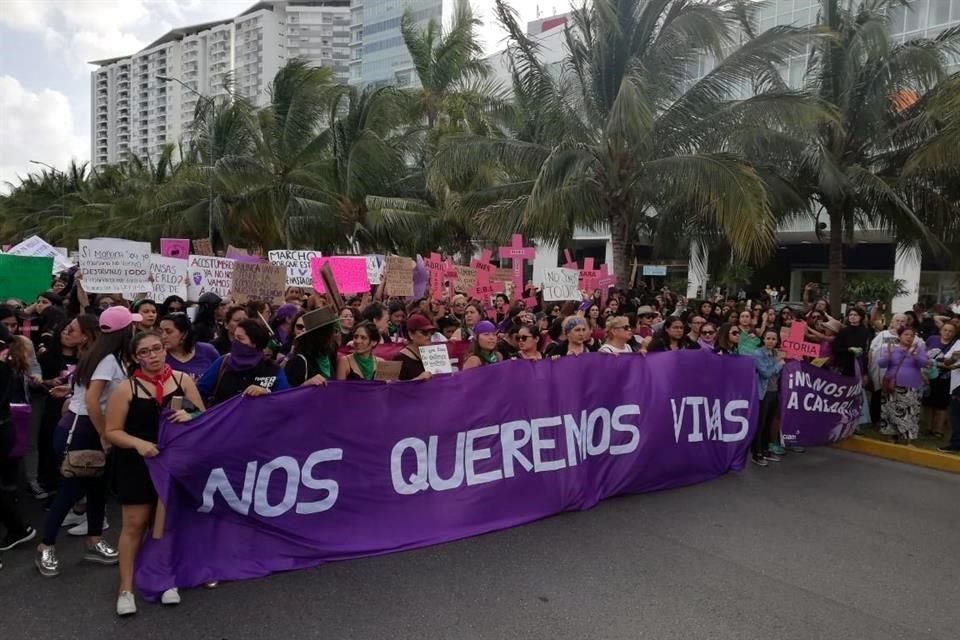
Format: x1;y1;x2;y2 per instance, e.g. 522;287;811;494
394;350;425;381
212;360;284;406
283;352;337;387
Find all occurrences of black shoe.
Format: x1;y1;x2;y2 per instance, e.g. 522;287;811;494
0;526;37;552
937;446;960;454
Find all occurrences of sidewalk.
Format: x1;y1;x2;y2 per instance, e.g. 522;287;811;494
835;429;960;473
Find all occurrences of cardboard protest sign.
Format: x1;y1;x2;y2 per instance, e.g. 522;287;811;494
542;268;580;301
366;255;383;286
187;255;235;300
383;255;414;297
373;360;402;381
0;255;53;302
419;344;453;375
491;267;513;287
310;257;370;294
7;235;73;273
454;265;476;294
150;255;188;301
192;239;214;256
230;262;287;305
160;238;190;260
78;239;151;296
267;250;320;287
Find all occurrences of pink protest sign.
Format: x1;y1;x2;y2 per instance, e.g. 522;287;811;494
310;256;370;294
563;249;579;270
596;264;617;307
781;321;819;359
498;234;535;297
160;238;190;260
424;252;445;301
470;249;494;284
444;259;458;299
579;257;599;291
523;296;538;310
470;280;504;301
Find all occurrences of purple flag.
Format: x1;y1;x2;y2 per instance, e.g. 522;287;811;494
778;360;863;447
136;351;758;599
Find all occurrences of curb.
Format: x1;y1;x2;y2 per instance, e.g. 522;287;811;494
833;436;960;474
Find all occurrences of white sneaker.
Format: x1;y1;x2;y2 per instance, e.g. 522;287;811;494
68;516;109;536
116;591;137;616
161;588;181;605
61;511;86;529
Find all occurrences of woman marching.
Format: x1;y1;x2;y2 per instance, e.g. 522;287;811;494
104;331;205;615
335;322;383;381
35;307;140;577
159;313;220;380
284;308;340;387
198;319;289;406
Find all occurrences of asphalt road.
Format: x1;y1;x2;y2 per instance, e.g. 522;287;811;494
1;449;957;640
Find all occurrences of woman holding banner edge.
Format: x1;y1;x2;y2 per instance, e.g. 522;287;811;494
105;330;204;615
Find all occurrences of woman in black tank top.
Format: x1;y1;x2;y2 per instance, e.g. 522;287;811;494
104;331;205;616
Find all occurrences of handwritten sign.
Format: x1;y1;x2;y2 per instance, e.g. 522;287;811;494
366;255;384;285
78;239;151;295
383;256;414;297
192;239;213;256
187;255;235;300
579;257;598;291
542;268;580;301
419;344;453;375
310;257;370;294
150;255;188;300
470;280;504;301
230;262;287;305
160;238;190;259
268;250;320;287
491;267;513;287
454;265;476;294
470;249;494;284
373;360;402;381
780;321;820;359
425;253;445;300
8;235;73;273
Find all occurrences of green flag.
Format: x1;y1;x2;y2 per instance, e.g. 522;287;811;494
0;254;54;303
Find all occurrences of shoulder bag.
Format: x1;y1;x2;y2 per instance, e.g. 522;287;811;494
60;413;106;479
881;348;906;395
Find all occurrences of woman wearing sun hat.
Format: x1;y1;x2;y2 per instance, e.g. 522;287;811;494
284;307;340;387
34;306;140;578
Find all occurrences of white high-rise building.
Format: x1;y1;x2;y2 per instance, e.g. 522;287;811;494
90;0;351;169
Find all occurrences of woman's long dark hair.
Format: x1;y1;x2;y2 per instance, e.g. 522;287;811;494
75;325;134;387
42;314;99;366
715;322;738;354
160;295;186;316
648;316;686;352
160;313;196;352
293;323;338;360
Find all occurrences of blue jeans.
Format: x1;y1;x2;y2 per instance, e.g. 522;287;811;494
949;392;960;450
41;413;106;545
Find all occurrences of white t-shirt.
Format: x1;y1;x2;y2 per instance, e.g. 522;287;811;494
68;355;127;416
599;343;634;354
946;341;960;394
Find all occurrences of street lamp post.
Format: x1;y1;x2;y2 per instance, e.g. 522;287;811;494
157;75;215;249
29;159;67;232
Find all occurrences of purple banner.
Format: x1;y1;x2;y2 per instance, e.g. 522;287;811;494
136;351;758;599
778;360;863;447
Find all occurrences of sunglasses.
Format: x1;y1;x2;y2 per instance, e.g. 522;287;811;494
295;323;306;330
701;330;716;336
517;335;535;342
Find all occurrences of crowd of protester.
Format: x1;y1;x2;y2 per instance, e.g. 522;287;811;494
1;265;959;615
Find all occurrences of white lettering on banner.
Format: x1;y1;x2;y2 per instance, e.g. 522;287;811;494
268;250;321;287
784;369;862;413
390;404;642;495
197;449;342;517
670;398;750;444
78;239;151;295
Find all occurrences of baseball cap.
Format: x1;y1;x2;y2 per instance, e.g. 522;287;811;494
99;306;143;333
407;314;436;334
473;320;497;335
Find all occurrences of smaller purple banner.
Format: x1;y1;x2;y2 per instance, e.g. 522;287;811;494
779;360;863;447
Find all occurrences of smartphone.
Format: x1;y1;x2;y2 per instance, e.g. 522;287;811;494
170;396;184;411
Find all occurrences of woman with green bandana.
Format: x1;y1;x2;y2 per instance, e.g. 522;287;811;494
336;322;382;381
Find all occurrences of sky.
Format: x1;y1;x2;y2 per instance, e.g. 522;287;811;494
0;0;549;191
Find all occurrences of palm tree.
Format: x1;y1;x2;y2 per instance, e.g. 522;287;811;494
431;0;831;279
799;0;960;305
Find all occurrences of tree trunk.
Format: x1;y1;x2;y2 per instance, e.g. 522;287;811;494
827;208;844;311
608;210;631;287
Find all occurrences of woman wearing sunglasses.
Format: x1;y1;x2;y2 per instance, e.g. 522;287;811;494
512;324;542;361
599;316;635;354
714;323;741;355
697;323;718;350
